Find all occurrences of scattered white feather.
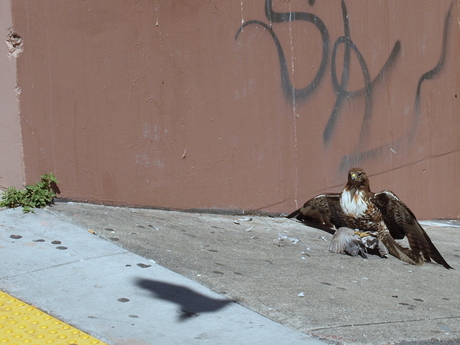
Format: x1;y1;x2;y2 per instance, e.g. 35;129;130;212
273;233;300;246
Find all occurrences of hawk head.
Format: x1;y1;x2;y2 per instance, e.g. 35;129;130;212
346;168;370;191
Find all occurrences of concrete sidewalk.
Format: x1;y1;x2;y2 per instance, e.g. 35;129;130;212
1;202;460;344
0;207;325;345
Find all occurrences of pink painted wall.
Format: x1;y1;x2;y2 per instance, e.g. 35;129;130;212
9;1;460;218
0;0;24;190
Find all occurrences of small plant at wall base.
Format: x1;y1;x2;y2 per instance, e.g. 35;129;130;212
0;173;60;213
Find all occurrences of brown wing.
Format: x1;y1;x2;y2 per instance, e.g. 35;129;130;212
373;190;452;269
287;193;352;234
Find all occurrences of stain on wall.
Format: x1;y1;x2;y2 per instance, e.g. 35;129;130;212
9;0;460;218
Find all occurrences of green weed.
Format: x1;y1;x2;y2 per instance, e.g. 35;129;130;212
0;173;60;213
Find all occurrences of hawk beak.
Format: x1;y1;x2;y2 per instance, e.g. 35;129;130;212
351;172;357;180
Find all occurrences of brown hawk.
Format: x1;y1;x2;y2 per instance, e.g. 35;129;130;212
287;167;452;269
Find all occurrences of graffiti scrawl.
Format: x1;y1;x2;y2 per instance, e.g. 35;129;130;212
236;0;453;172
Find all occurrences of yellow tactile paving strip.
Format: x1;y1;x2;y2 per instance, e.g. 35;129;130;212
0;291;108;345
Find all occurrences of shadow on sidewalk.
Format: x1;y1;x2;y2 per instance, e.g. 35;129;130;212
135;278;234;321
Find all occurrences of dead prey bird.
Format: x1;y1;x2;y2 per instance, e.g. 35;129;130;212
288;168;452;269
328;227;388;258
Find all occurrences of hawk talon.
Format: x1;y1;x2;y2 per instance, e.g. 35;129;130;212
354;230;371;238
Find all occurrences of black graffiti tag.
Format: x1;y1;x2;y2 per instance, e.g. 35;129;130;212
235;0;329;102
326;0;400;147
236;0;453;171
340;0;453;170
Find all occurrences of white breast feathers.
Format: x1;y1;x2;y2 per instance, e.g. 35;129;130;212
340;189;369;218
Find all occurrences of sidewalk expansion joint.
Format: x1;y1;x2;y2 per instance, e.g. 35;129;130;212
309;314;460;331
0;252;130;280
